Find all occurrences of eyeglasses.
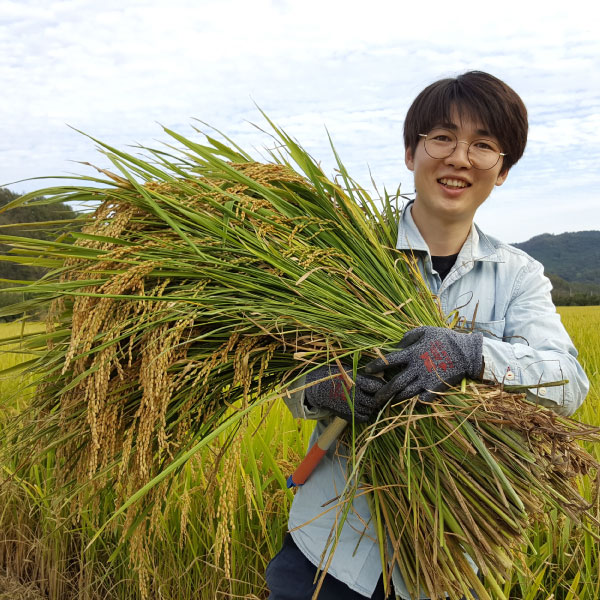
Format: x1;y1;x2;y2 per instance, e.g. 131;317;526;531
418;128;506;170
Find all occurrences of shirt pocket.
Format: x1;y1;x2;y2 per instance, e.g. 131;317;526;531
472;319;506;341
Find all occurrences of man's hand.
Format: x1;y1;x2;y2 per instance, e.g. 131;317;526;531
364;326;483;404
305;365;385;423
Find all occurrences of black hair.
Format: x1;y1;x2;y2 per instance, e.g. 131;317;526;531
403;71;528;172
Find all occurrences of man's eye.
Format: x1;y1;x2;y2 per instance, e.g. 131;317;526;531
473;140;497;151
431;135;452;142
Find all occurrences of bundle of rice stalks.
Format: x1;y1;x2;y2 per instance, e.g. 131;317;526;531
1;120;598;600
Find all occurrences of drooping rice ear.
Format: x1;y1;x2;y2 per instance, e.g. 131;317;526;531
0;120;596;600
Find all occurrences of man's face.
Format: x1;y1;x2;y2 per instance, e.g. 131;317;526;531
405;109;508;227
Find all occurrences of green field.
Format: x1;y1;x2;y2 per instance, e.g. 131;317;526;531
0;307;598;600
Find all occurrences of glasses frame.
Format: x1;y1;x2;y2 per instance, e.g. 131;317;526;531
418;131;507;171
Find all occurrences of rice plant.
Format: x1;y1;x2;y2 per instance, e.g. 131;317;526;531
0;121;598;599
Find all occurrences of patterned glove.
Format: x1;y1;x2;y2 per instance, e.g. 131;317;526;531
305;365;385;423
364;326;483;404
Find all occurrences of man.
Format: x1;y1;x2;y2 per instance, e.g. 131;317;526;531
265;71;589;599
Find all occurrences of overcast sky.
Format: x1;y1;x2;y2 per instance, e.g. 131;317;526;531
1;0;598;242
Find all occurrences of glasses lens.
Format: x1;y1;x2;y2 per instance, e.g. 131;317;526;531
423;129;504;169
468;139;502;170
423;128;456;159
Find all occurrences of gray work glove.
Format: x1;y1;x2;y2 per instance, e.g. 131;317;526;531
305;365;385;423
364;326;483;404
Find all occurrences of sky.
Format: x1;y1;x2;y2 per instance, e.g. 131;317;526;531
1;0;598;243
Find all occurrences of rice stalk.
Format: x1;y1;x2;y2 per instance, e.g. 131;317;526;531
0;121;598;599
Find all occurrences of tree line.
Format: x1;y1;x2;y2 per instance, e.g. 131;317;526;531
0;188;79;319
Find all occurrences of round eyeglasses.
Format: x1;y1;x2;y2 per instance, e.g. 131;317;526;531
418;128;506;170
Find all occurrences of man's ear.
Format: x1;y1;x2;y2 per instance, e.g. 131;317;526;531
405;147;415;172
495;167;509;186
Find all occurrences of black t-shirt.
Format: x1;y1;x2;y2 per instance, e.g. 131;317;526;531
431;253;458;281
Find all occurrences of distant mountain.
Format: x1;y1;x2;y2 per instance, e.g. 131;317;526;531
0;188;79;320
512;231;600;306
513;231;600;284
0;187;77;281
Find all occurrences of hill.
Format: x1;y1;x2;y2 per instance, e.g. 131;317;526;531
513;231;600;285
0;187;77;281
513;231;600;306
0;188;79;320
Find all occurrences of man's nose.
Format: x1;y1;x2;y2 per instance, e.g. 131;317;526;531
444;140;471;168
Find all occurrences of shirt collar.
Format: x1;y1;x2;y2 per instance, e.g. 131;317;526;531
395;200;502;262
395;201;429;253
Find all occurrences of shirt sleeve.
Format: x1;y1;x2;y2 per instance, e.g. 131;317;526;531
481;259;589;417
282;374;333;420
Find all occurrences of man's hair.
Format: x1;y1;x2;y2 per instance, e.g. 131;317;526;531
403;71;528;173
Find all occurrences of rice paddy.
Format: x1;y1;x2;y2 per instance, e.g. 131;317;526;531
0;305;598;599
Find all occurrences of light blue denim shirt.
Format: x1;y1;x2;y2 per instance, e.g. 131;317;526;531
284;202;589;599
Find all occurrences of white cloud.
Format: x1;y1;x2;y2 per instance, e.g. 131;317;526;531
1;0;599;242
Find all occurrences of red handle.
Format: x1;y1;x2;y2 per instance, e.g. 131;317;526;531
286;417;348;487
287;443;327;487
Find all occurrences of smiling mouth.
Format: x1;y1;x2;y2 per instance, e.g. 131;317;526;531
438;177;471;189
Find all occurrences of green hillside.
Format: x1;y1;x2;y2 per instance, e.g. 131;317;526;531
513;231;600;284
0;188;79;319
0;187;77;281
513;231;600;306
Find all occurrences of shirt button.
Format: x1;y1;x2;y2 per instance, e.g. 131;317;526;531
505;371;515;380
539;387;547;396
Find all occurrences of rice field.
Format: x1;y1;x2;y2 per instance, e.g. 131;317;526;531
0;306;599;600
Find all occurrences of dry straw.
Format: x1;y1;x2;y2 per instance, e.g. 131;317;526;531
1;118;598;599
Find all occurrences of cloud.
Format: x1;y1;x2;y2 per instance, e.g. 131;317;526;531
1;0;599;242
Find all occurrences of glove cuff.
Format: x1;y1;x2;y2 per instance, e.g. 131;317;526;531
454;331;484;378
